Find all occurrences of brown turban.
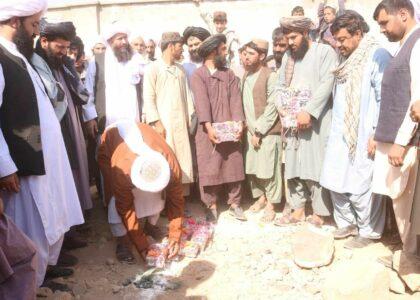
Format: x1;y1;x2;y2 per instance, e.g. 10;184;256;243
280;16;314;32
198;34;227;58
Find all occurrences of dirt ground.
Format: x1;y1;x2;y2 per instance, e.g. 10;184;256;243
37;189;420;300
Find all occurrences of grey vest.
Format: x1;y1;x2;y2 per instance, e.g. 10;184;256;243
375;28;420;144
0;45;45;176
94;53;143;133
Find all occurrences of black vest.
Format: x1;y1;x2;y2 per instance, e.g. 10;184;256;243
94;53;143;133
0;45;45;176
375;28;420;144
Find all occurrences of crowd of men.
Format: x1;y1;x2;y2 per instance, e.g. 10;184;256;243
0;0;419;298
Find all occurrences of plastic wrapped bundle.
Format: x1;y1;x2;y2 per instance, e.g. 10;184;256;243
275;86;311;128
190;224;214;251
146;243;166;268
179;241;200;258
212;121;242;142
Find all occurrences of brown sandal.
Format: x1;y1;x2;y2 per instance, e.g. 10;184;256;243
274;214;303;226
248;200;266;213
260;208;276;223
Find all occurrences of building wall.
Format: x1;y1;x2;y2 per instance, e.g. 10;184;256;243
47;0;383;55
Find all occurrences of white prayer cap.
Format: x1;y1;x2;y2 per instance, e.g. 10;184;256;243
129;31;144;43
130;150;170;193
102;21;130;43
0;0;48;22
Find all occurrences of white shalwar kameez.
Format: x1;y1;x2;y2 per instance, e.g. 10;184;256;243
0;37;84;286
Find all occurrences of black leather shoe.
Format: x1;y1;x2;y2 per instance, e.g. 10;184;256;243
41;279;72;293
57;252;78;267
45;266;74;279
62;235;87;250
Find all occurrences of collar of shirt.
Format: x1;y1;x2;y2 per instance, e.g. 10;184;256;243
395;23;420;55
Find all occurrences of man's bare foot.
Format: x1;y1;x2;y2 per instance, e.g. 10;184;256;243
306;214;324;227
248;195;267;213
290;208;305;222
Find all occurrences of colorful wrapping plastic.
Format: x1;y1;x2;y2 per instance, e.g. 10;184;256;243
190;224;214;251
146;243;167;268
274;86;312;128
179;241;200;258
212;121;242;142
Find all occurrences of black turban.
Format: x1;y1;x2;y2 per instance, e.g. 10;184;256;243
183;26;211;43
39;18;76;41
197;34;227;58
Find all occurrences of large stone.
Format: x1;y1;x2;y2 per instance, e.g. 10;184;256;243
36;287;53;298
388;269;406;294
322;260;390;300
291;225;334;268
393;250;420;292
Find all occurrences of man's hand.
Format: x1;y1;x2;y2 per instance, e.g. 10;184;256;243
85;119;98;139
152;121;166;139
166;240;180;259
388;144;408;167
367;136;377;159
296;111;312;130
251;134;261;148
0;173;20;193
205;123;220;144
410;100;420;123
0;198;4;215
235;122;244;141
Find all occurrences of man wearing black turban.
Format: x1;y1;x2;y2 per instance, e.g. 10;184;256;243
182;26;211;81
34;19;92;265
189;34;247;222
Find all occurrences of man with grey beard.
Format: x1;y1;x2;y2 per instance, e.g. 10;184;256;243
82;22;146;263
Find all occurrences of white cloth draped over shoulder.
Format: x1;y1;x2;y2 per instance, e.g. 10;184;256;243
0;36;84;246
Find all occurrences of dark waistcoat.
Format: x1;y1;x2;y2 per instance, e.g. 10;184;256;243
0;44;45;176
375;28;420;144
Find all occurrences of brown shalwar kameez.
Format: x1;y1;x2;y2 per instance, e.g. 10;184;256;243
0;213;37;300
190;66;245;206
97;123;184;254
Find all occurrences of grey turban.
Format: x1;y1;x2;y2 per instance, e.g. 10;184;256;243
183;26;211;43
39;18;76;41
280;16;314;32
198;34;227;58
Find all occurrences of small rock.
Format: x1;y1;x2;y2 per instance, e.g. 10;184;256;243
322;260;389;300
264;249;272;255
106;258;116;266
292;225;334;269
388;269;406;294
275;283;293;293
37;287;53;298
111;285;122;294
278;263;290;276
52;291;73;300
304;283;320;295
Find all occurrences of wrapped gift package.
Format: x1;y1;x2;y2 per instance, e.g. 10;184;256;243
275;87;311;128
212;121;242;142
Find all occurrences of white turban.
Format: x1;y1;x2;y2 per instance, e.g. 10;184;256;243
0;0;48;22
102;21;130;44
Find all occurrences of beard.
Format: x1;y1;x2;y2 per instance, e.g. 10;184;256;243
291;38;309;61
113;45;133;63
189;49;201;63
214;54;227;70
273;51;284;66
13;26;35;60
44;45;64;69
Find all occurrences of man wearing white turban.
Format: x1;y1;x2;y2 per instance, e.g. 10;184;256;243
0;0;84;291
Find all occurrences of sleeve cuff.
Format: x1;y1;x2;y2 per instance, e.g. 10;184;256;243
0;155;17;178
82;105;98;122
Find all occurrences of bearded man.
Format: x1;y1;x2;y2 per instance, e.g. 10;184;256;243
33;19;92;215
372;0;420;258
143;32;195;198
241;39;283;223
145;39;156;62
266;27;288;73
182;26;210;81
190;34;247;222
130;34;150;64
274;17;338;227
320;11;391;249
0;0;84;289
83;22;145;138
